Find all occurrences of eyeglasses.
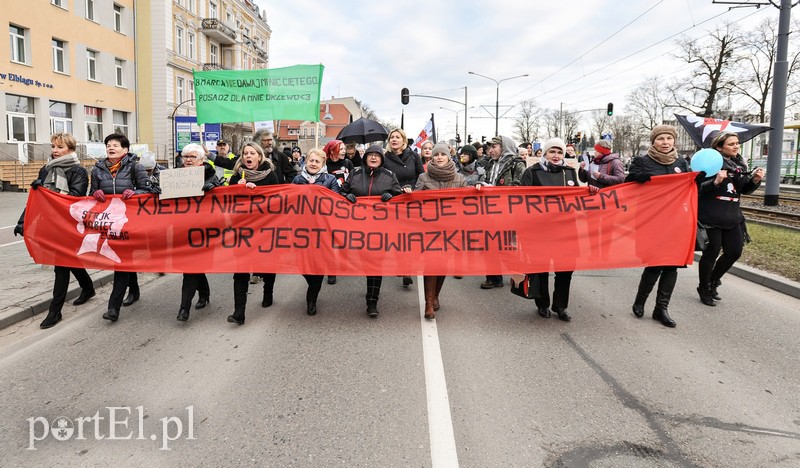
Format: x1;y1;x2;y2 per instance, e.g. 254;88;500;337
183;155;200;160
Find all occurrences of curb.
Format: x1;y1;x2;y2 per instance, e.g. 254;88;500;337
0;271;115;330
693;253;800;300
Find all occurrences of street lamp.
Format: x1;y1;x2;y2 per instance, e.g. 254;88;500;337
468;71;528;137
439;106;475;143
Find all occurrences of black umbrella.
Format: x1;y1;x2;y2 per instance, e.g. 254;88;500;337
336;117;389;144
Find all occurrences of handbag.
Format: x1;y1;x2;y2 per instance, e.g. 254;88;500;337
510;274;541;299
695;222;709;252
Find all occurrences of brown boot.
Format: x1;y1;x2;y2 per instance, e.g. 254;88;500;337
433;276;445;311
423;276;437;319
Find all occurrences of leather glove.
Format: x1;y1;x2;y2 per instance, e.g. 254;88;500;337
30;180;43;190
92;190;107;202
202;182;216;192
381;193;393;202
631;173;651;184
13;224;23;237
694;171;708;182
345;193;357;204
121;189;136;200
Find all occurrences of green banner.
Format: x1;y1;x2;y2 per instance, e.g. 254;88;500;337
193;64;324;125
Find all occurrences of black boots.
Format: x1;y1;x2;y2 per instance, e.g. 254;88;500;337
195;296;209;309
72;289;95;306
710;279;722;301
122;291;139;307
366;300;379;317
553;308;571;322
632;268;660;318
402;276;413;287
177;307;190;321
697;283;717;307
307;301;317;316
39;311;62;329
227;308;245;325
102;308;119;322
653;270;677;328
262;281;273;307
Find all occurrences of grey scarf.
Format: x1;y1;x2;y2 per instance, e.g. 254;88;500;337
44;153;80;194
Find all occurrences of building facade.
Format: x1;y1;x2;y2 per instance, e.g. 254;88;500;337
1;0;137;161
136;0;271;159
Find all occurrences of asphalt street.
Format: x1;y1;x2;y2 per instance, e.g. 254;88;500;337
1;191;799;467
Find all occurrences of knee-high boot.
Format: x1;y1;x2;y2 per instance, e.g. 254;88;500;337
632;268;660;318
423;276;437;319
433;276;445;311
653;269;677;328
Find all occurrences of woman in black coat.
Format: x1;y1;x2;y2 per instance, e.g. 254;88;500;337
625;125;690;328
696;132;764;306
90;133;154;323
227;142;280;325
342;144;402;318
14;133;95;329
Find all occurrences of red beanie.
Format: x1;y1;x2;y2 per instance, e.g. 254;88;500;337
594;140;612;156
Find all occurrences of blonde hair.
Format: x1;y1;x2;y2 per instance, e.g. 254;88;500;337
50;132;77;151
388;128;408;152
306;148;327;163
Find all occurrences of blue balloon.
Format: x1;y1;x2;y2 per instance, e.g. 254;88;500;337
690;148;723;176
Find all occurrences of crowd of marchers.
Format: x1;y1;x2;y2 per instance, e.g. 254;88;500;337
13;125;764;330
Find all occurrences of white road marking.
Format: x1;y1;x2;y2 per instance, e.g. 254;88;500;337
418;275;459;468
0;225;16;230
0;240;24;248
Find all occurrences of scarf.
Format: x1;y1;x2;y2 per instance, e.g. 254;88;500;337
427;159;457;182
300;165;328;184
233;159;273;182
539;157;566;172
105;158;123;177
44;153;80;194
647;146;677;165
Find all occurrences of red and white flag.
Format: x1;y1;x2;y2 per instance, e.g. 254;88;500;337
412;115;435;152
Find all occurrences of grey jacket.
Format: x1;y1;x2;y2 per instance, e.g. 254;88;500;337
90;154;154;195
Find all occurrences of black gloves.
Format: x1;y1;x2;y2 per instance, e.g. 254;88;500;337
345;193;357;204
694;171;708;182
381;193;393;202
202;182;216;192
30;180;43;190
13;224;23;237
630;173;651;184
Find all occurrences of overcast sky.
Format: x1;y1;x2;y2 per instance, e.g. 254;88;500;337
253;0;775;142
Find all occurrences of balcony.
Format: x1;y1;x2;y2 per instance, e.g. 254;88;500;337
200;19;236;45
254;44;269;63
202;63;229;71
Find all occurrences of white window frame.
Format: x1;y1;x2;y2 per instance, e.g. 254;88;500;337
209;1;217;19
176;76;185;103
113;110;128;136
49;101;73;135
209;43;218;64
187;32;195;60
51;0;66;9
52;38;66;73
85;0;95;21
113;4;123;33
175;26;184;55
84;106;103;143
7;113;36;143
115;59;124;87
9;25;27;64
187;0;195;13
86;49;97;81
189;80;195;101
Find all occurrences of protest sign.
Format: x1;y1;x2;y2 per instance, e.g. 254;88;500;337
158;166;205;200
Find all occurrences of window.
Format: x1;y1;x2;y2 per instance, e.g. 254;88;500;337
6;94;36;143
86;50;97;81
189;81;195;101
113;5;123;32
175;26;183;55
9;25;27;64
51;0;65;8
84;106;102;142
52;39;66;73
209;43;218;63
176;76;185;103
225;11;231;23
113;111;128;136
115;59;124;87
187;32;195;59
50;101;73;135
209;1;217;19
85;0;95;21
187;0;195;13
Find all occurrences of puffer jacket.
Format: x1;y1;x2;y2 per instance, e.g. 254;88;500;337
484;136;526;186
291;171;342;194
578;153;625;188
382;146;424;189
625;153;690;180
414;171;467;190
91;154;154;195
521;162;579;187
343;166;402;198
16;161;89;230
697;155;761;229
458;161;487;186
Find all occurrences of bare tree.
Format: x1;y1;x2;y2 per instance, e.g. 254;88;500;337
626;76;673;130
608;115;646;159
730;18;800;123
669;22;741;117
543;109;580;139
590;110;612;140
512;99;544;144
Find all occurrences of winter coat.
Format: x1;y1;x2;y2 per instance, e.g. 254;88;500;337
16;162;89;229
578;153;625;188
484;136;526;186
342;166;402;198
521;163;579;188
269;148;298;184
382;146;424;189
414;172;467;191
90;154;154;195
228;161;279;186
697;155;761;229
291;172;342;194
457;161;487;186
624;153;690;181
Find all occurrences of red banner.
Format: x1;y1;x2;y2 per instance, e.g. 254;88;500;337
23;173;698;275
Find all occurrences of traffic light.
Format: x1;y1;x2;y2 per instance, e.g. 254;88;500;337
575;131;582;142
481;136;486;143
401;88;410;105
468;135;473;143
606;102;614;116
455;134;461;144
